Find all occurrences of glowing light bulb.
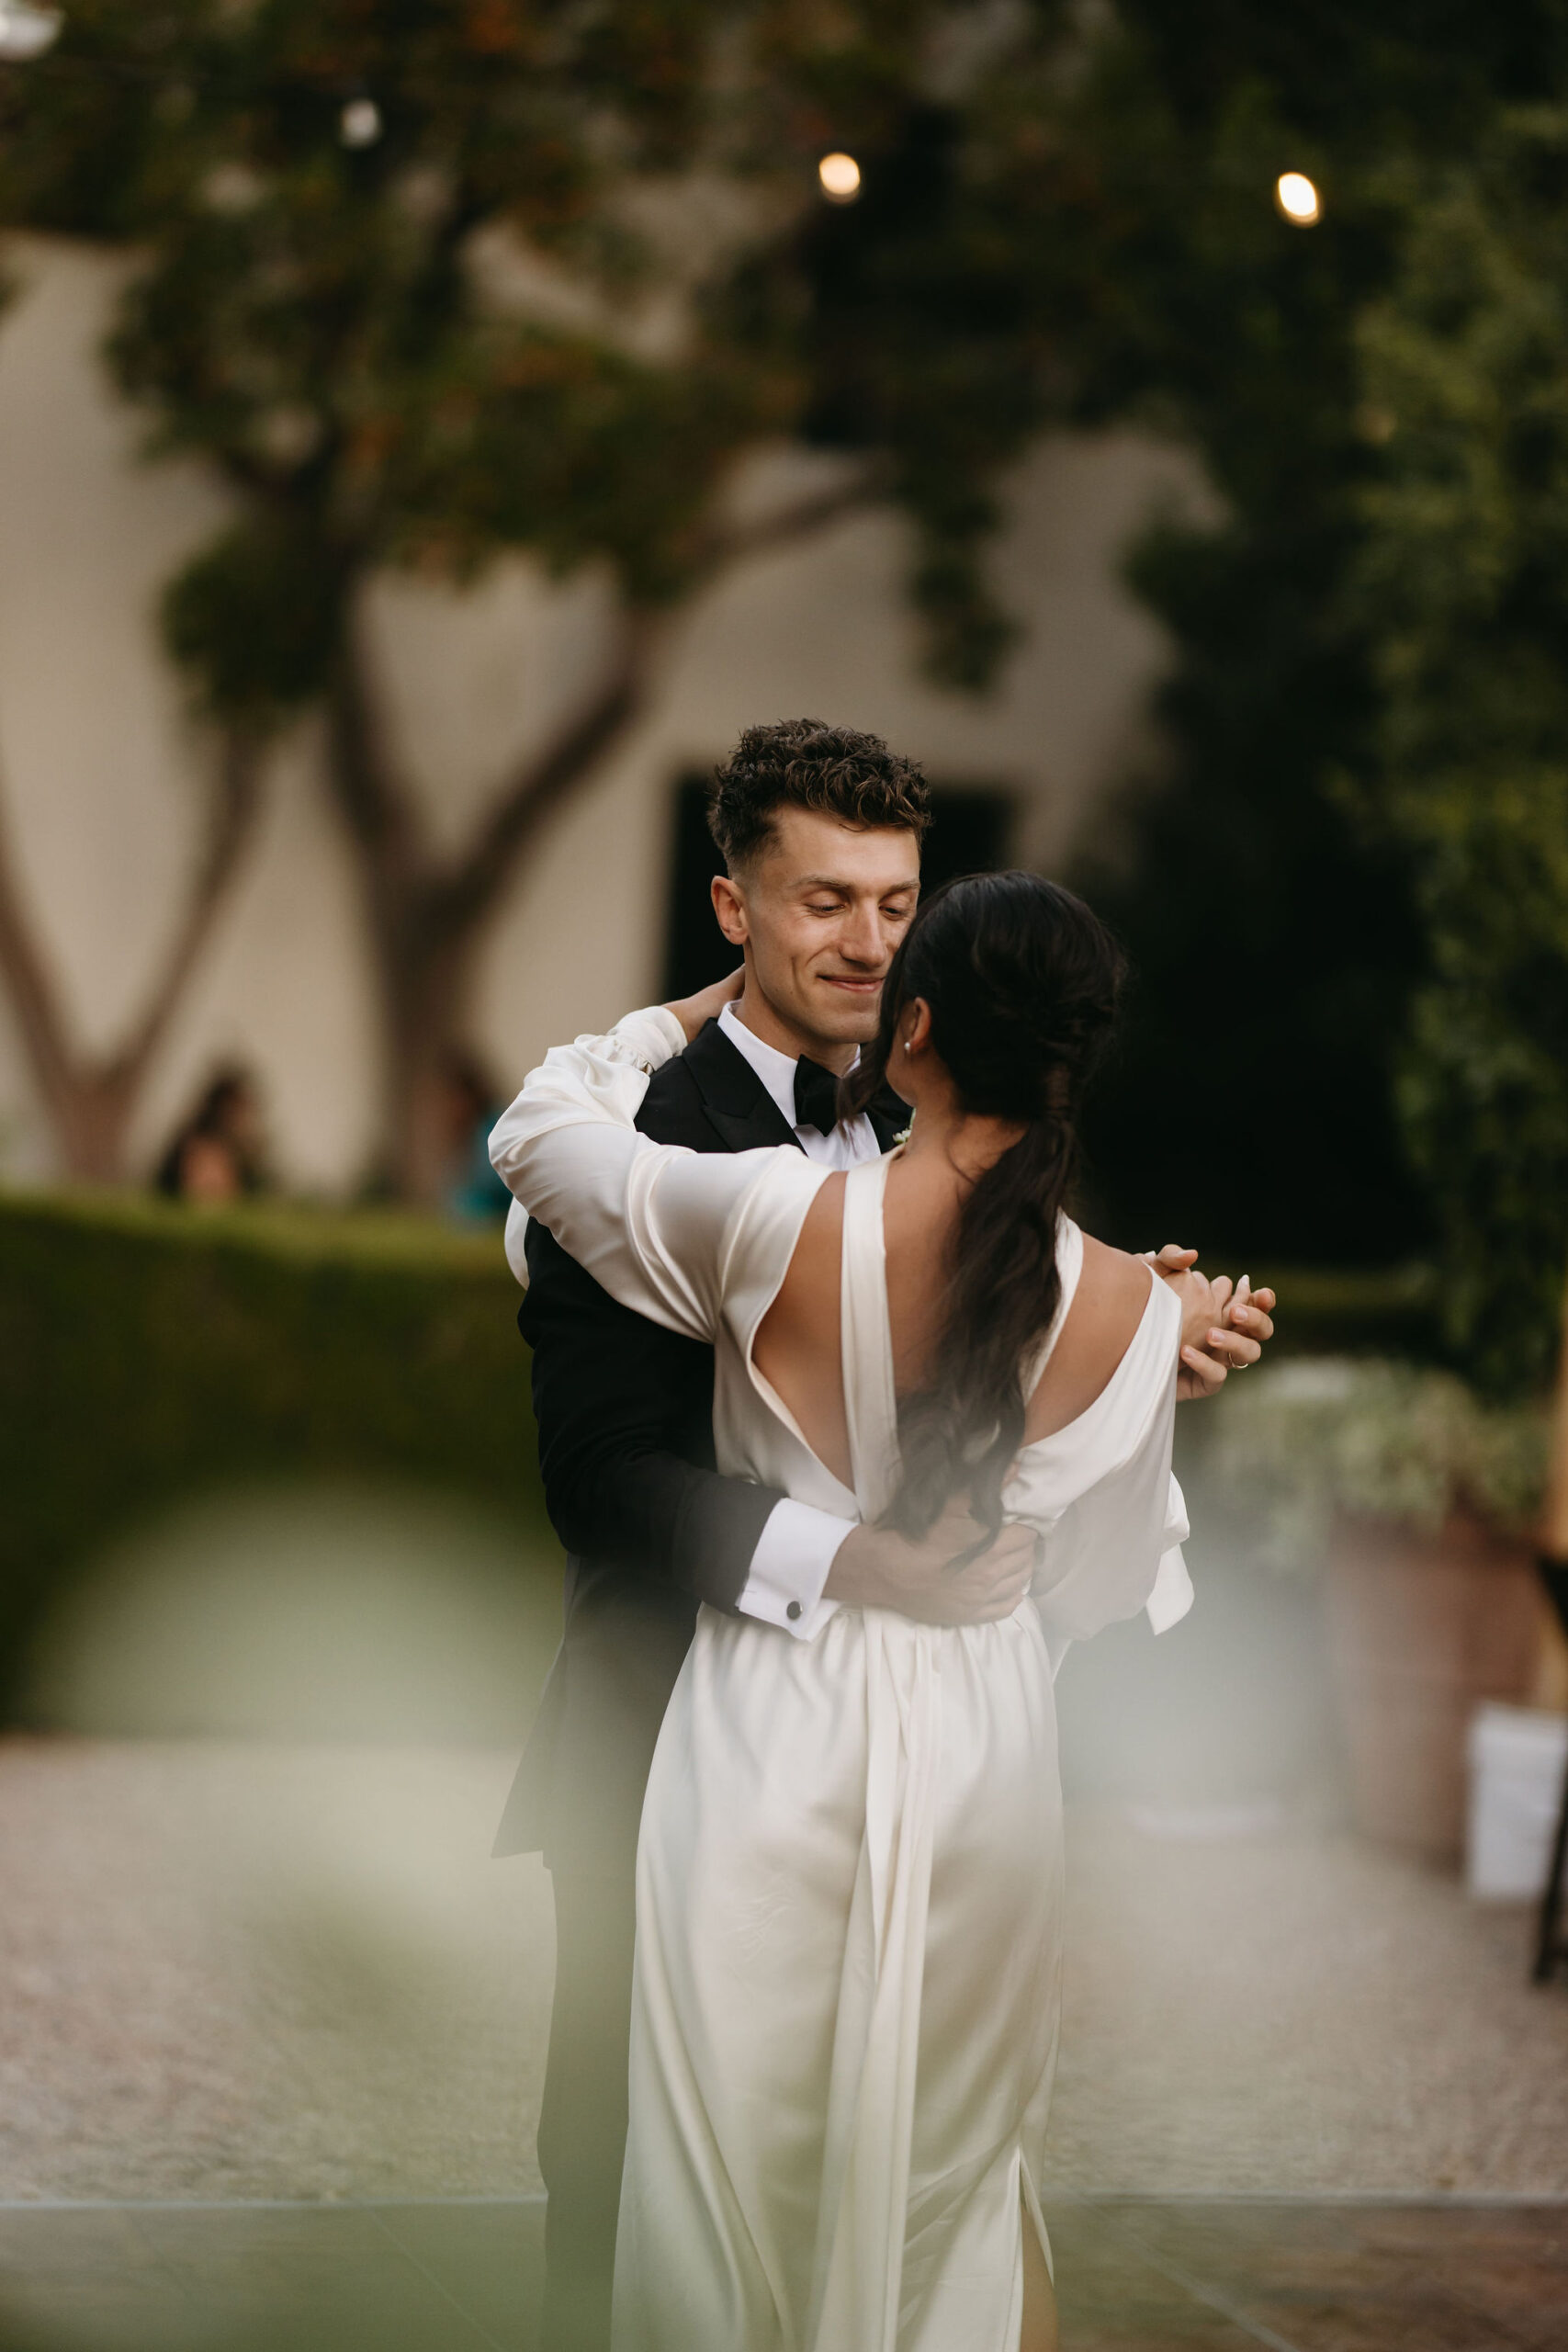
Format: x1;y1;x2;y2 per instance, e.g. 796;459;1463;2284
1275;172;1321;226
340;96;382;149
0;2;63;60
818;153;862;204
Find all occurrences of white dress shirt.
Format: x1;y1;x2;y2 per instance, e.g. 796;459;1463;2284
716;1001;884;1171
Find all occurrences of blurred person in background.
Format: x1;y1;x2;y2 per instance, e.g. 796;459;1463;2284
490;720;1275;2352
153;1065;268;1203
439;1049;511;1224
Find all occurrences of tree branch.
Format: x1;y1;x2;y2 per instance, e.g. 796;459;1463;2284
423;468;892;944
0;729;265;1176
694;458;892;577
113;728;265;1087
432;607;662;940
325;605;433;921
0;757;80;1117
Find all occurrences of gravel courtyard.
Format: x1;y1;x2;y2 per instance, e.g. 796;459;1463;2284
3;1736;1566;2205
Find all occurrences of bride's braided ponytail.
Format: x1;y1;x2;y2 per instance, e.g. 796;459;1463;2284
842;871;1125;1543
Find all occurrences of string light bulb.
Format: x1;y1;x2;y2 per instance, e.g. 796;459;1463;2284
818;153;862;204
339;96;382;149
1275;172;1321;226
0;1;62;60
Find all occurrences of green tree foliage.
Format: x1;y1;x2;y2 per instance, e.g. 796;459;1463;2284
998;3;1568;1386
3;0;782;649
4;3;1562;1366
1349;109;1568;1392
0;1;1079;1194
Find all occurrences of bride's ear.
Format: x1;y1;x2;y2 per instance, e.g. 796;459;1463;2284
899;998;933;1058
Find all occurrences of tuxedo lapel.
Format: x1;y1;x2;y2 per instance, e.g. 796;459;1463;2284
682;1019;806;1154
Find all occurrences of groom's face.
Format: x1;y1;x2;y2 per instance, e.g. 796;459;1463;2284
712;806;921;1056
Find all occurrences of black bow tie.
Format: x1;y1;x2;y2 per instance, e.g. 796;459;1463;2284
794;1056;845;1135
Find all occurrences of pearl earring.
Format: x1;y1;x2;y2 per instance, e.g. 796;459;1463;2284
903;1041;911;1054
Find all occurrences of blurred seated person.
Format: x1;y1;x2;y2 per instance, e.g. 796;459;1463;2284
442;1050;512;1224
155;1065;268;1203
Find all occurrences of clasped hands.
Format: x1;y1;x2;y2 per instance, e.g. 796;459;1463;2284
1145;1242;1276;1401
827;1248;1275;1628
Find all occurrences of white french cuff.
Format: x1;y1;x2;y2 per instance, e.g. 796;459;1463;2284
503;1197;531;1287
737;1498;852;1641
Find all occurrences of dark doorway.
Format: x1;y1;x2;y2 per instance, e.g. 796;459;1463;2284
661;775;1014;999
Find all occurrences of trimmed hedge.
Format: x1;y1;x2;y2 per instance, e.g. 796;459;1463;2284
0;1188;550;1714
1236;1261;1440;1362
0;1185;1439;1714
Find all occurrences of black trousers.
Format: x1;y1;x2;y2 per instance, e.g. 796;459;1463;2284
537;1866;638;2352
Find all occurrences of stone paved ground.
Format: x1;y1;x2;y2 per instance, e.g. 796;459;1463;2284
2;2198;1565;2351
3;1738;1565;2205
1047;1803;1568;2197
1049;2197;1568;2350
0;1742;549;2204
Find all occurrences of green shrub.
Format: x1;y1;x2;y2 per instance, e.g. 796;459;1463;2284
1202;1356;1551;1575
0;1182;1449;1715
0;1188;551;1715
1348;109;1568;1393
1237;1262;1441;1362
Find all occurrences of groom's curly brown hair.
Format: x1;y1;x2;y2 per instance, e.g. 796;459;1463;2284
706;718;931;873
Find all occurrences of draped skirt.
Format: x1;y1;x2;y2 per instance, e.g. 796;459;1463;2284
612;1599;1064;2352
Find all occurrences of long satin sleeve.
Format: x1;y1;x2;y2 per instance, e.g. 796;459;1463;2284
1007;1278;1193;1676
488;1009;784;1346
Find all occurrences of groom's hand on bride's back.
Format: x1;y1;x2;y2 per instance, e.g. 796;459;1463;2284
825;1498;1038;1625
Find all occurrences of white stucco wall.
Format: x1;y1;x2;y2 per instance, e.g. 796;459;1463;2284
0;232;1204;1193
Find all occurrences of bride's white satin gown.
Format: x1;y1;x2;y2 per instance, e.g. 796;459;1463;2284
491;1009;1192;2352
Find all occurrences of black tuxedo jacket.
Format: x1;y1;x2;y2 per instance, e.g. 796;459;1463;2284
494;1017;904;1873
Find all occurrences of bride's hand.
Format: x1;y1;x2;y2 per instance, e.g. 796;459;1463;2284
1149;1258;1274;1396
664;967;745;1045
1172;1267;1232;1376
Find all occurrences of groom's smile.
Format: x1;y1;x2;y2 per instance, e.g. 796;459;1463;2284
709;805;922;1069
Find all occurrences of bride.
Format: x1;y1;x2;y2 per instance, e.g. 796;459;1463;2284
491;872;1237;2352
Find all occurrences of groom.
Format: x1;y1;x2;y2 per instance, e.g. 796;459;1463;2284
498;718;1273;2351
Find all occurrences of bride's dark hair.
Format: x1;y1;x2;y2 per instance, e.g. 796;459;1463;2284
842;870;1125;1544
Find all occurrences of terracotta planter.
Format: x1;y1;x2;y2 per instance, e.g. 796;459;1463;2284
1325;1512;1544;1862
